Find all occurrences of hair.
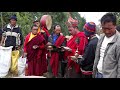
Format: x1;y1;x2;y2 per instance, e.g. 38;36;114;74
33;20;39;23
73;26;78;29
53;23;61;30
116;25;120;32
101;13;116;25
9;14;17;21
31;24;38;29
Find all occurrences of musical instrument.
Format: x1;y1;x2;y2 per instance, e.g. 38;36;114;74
40;15;52;30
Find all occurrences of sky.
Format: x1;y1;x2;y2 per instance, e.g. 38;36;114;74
78;12;108;25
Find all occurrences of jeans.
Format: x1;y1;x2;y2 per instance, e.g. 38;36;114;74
95;72;103;78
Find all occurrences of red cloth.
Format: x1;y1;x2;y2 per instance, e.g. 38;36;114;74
65;32;88;73
49;35;65;77
41;26;50;37
66;16;78;27
24;33;47;76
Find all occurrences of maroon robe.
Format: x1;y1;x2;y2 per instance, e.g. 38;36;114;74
25;33;47;76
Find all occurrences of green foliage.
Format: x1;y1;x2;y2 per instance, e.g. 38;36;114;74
0;12;86;39
70;12;86;31
110;12;120;25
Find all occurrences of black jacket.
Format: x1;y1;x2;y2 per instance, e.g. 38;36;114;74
77;36;98;71
2;24;23;49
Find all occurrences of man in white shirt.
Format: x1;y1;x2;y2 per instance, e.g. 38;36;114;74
93;13;120;78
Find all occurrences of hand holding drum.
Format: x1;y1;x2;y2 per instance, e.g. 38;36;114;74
40;15;52;30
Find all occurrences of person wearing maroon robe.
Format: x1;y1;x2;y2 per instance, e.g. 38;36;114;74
23;25;47;76
64;16;88;78
39;19;50;74
45;24;66;78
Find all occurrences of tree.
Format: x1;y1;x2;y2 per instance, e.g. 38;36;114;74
0;12;86;38
110;12;120;25
69;12;86;31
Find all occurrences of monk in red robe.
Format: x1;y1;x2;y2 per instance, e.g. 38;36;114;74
33;17;50;42
23;24;47;76
64;16;88;78
45;24;66;78
33;18;50;74
33;19;41;33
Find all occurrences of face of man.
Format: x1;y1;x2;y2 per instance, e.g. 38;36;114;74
101;22;116;38
10;19;17;26
67;25;76;35
54;25;61;34
32;26;38;35
34;21;40;27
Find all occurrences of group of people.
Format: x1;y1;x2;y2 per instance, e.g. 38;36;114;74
0;12;120;78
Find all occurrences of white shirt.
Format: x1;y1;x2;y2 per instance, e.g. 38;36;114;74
97;35;115;73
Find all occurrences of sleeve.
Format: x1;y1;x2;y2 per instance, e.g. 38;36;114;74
39;42;45;49
61;39;66;46
116;46;120;78
78;36;87;55
71;48;76;55
2;27;7;37
23;36;28;53
19;27;23;46
48;35;52;43
92;42;101;78
42;32;48;42
77;44;96;67
117;56;120;78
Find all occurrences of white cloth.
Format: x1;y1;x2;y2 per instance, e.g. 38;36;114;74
0;46;13;78
97;35;115;73
18;56;27;76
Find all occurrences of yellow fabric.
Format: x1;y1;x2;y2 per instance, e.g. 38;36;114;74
38;27;41;33
28;32;37;42
10;50;20;75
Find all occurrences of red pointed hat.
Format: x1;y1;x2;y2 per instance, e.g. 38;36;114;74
66;16;78;27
